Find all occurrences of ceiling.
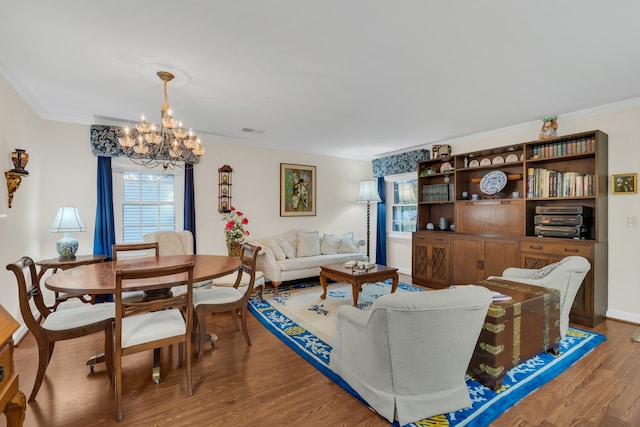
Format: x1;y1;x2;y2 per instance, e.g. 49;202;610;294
1;1;639;160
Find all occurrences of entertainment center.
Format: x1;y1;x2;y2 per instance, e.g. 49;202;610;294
412;130;608;327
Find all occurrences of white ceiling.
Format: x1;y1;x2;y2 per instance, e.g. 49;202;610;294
1;1;639;160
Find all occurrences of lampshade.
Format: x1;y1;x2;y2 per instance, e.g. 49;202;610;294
356;179;382;203
50;206;86;259
50;206;86;232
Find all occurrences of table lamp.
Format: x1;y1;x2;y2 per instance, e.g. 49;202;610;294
356;179;381;261
50;206;86;259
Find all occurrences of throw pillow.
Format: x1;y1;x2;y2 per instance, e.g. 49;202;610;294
530;262;560;279
338;239;359;254
297;231;320;257
266;238;286;261
320;234;342;255
278;239;297;259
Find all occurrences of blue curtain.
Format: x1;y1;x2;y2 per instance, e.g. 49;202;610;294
184;165;197;253
93;156;116;259
375;176;387;265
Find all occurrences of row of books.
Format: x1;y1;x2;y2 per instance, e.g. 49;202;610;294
526;168;596;198
530;136;596;159
422;183;455;202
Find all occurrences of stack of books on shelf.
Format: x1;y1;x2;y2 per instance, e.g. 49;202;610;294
526;168;595;198
422;183;455;202
531;136;596;159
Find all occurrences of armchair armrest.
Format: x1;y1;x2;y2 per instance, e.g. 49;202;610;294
501;267;538;279
336;304;371;329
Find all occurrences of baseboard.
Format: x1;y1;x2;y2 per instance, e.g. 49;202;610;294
606;309;640;325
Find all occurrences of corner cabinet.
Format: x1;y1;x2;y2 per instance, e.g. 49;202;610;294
412;130;608;327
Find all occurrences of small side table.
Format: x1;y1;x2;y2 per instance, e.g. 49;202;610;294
36;254;109;310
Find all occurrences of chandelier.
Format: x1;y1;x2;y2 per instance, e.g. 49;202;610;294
118;71;205;170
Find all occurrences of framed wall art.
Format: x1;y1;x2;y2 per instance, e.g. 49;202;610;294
611;173;637;194
280;163;316;216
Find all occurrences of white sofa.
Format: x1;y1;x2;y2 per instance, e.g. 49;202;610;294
248;230;367;294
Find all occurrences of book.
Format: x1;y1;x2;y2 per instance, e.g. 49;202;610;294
491;291;512;302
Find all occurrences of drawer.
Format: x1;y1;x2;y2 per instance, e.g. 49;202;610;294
413;233;450;245
520;239;593;258
0;341;13;387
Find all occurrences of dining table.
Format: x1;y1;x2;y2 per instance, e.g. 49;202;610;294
44;254;242;382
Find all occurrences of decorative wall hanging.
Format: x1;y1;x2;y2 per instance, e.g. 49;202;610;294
218;165;233;212
5;148;29;208
539;114;558;140
280;163;316;216
611;173;637;194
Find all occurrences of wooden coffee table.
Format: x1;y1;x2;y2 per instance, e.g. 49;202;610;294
319;263;398;307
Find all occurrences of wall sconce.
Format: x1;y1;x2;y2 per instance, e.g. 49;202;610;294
5;148;29;208
218;164;233;213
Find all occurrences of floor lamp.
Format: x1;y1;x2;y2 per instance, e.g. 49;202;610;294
357;179;381;261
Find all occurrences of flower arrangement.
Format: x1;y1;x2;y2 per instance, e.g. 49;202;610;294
222;206;250;244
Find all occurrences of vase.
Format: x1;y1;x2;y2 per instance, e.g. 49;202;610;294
227;241;242;257
10;149;29;174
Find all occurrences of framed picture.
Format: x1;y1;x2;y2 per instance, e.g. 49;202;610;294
612;173;637;194
280;163;316;216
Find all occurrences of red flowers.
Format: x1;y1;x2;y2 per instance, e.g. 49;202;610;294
222;206;250;243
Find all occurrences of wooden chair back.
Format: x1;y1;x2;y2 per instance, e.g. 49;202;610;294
5;256;51;330
111;242;159;260
235;243;261;303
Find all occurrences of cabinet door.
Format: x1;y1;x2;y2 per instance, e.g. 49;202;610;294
451;237;481;284
412;233;450;288
412;235;430;284
483;239;519;278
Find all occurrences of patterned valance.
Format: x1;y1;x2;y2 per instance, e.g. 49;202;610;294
90;124;200;164
372;149;430;177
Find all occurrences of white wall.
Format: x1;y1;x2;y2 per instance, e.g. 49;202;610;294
387;100;640;324
0;74;375;328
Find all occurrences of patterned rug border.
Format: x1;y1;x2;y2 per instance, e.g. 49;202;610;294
248;280;607;426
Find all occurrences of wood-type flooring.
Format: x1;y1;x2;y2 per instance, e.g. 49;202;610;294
7;275;640;426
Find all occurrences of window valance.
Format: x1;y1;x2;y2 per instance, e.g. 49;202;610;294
89;124;200;164
371;149;430;178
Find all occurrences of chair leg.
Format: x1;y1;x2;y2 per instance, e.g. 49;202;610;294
196;308;207;359
178;342;184;368
259;286;264;301
115;350;123;422
29;339;51;402
104;324;114;383
185;336;193;397
240;307;251;346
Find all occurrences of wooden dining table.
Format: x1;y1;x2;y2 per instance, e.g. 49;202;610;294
44;254;242;382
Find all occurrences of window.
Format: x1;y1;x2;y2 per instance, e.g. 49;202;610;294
385;173;418;237
112;158;184;243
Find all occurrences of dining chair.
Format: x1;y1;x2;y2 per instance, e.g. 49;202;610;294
112;242;159;260
113;261;195;422
5;256;115;402
193;243;261;359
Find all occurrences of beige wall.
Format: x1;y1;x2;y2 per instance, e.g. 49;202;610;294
0;74;374;330
3;70;640;329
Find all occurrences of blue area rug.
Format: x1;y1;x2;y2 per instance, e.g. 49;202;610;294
248;279;606;426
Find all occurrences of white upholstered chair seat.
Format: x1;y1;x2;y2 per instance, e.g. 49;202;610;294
42;302;115;331
193;287;244;305
120;309;186;349
211;271;265;295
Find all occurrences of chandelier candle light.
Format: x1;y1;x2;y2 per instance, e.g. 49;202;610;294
118;71;205;170
50;206;86;259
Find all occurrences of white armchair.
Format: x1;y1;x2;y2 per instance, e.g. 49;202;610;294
330;286;492;425
143;230;194;255
493;255;591;340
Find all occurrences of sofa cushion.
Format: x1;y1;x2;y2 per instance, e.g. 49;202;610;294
277;253;365;271
297;231;320;257
320;234;342;255
531;262;560;279
265;238;286;261
338;239;359;254
278;238;297;259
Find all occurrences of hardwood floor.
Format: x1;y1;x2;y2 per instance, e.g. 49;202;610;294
7;277;640;426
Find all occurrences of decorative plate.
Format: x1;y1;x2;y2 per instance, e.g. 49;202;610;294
492;155;504;165
505;154;519;163
440;162;454;173
479;170;508;195
480;158;491;166
469;159;479;167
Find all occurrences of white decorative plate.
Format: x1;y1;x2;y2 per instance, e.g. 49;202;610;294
492;155;504;164
479;170;508;195
469;159;479;167
440;162;454;173
480;158;491;166
505;154;519;163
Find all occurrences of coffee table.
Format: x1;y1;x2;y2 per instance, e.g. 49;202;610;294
319;263;398;307
468;278;561;391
